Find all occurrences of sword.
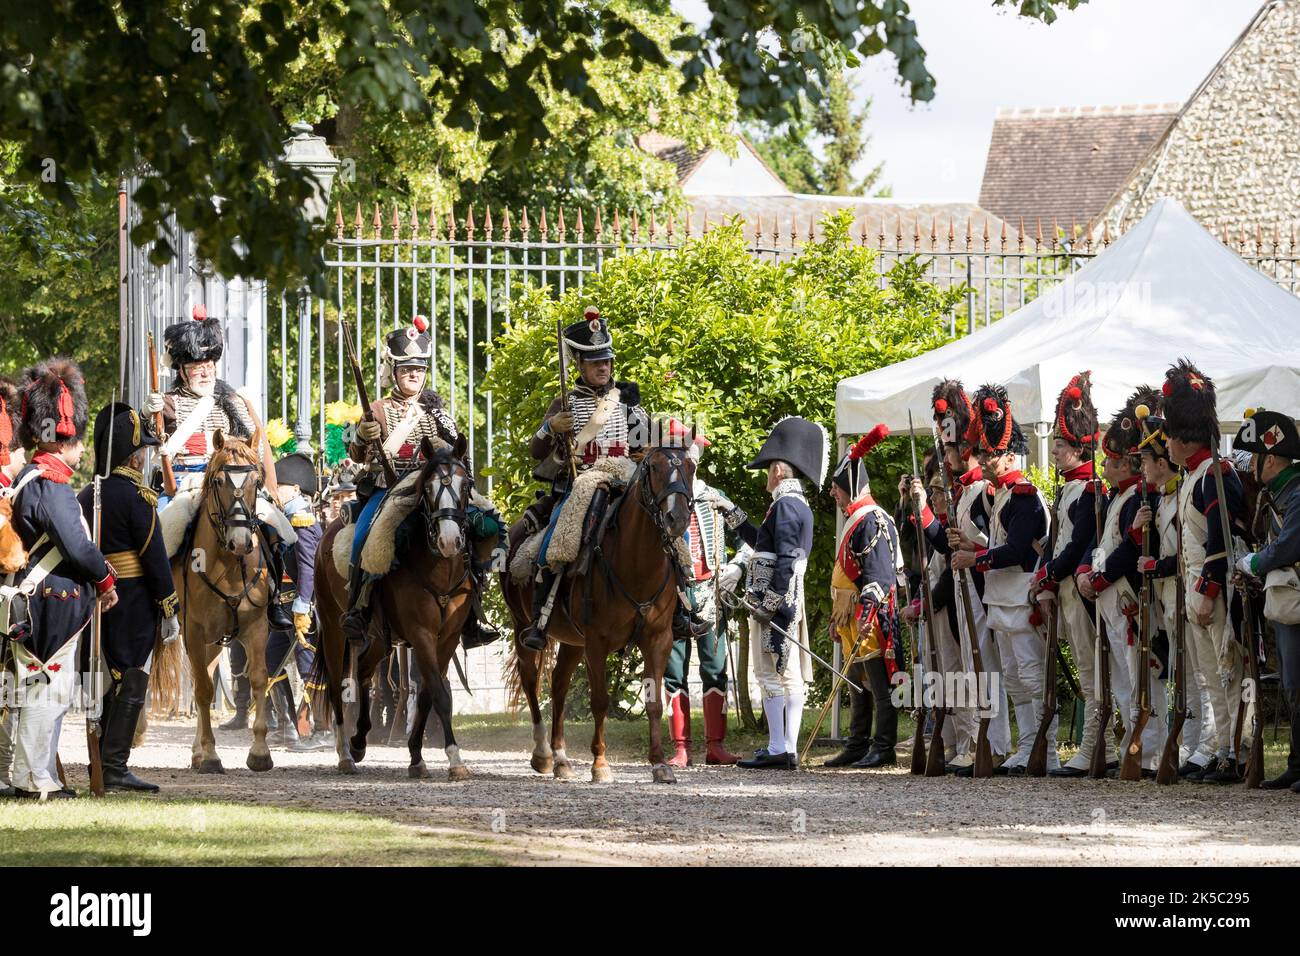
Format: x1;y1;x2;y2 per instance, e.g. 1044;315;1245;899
718;588;863;692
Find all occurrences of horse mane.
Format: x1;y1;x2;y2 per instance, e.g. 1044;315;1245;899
202;435;262;497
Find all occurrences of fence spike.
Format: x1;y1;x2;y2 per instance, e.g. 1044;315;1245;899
539;206;550;240
593;207;602;241
1103;219;1111;246
372;202;382;239
630;208;639;242
556;206;566;242
913;217;922;247
1256;222;1263;253
410;204;420;239
1070;216;1077;245
334;204;344;240
465;205;475;240
665;209;673;241
612;208;621;240
519;206;530;241
428;205;439;240
1273;221;1280;252
808;215;816;243
446;209;456;241
964;217;972;250
702;212;710;235
790;214;798;246
754;213;763;247
354;203;363;237
646;209;654;241
1052;217;1060;250
499;206;511;240
391;204;401;239
999;217;1007;252
483;205;494;237
574;206;585;239
982;217;990;251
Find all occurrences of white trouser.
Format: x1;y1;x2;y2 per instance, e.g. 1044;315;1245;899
934;612;976;755
989;607;1048;766
1179;627;1214;765
957;578;1012;756
163;478;297;557
1185;597;1242;758
9;638;81;794
1058;580;1099;770
751;618;808;755
1097;597;1137;765
0;705;16;788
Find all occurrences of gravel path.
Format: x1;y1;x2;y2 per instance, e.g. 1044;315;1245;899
67;718;1300;866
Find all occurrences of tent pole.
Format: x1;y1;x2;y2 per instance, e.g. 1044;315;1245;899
830;435;847;743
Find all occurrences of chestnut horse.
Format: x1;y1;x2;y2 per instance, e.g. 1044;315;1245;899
315;437;477;780
177;433;275;773
502;445;694;784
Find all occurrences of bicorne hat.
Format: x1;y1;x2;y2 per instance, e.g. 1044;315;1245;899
748;416;829;487
832;424;889;497
1233;408;1300;461
92;402;160;475
275;451;319;496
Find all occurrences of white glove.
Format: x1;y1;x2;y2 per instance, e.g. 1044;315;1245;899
1236;553;1258;578
717;563;742;594
144;391;165;415
356;419;381;442
162;614;180;645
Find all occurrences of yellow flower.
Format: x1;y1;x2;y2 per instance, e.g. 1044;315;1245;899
265;418;292;449
325;401;363;426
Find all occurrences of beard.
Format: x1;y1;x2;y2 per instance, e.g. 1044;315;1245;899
187;377;215;397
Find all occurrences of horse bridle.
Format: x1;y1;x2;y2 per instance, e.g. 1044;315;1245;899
418;451;472;608
635;447;695;556
206;462;261;551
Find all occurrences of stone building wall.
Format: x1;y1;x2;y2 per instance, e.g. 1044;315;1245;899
1101;0;1300;236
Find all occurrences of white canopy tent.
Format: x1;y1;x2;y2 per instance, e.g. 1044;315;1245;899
836;198;1300;462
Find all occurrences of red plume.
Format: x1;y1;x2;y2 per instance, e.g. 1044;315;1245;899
982;397;998;413
0;396;9;466
849;423;889;460
55;379;75;438
192;304;207;321
933;398;948;414
412;314;428;333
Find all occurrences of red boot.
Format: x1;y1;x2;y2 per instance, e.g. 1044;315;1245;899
703;690;739;765
666;691;692;768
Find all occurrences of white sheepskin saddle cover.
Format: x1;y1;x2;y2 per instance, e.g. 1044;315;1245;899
357;469;424;576
332;521;357;580
508;457;636;584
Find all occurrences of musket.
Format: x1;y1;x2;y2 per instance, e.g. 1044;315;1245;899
1156;501;1188;785
1027;465;1062;777
799;614;875;766
1120;473;1155;781
1211;442;1262;787
340;318;399;488
1089;437;1113;779
934;425;993;777
906;411;944;776
86;390;116;798
719;589;863;692
147;332;177;497
556;320;577;483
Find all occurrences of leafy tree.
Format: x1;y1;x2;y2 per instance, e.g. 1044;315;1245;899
1;0;1086;289
484;211;965;712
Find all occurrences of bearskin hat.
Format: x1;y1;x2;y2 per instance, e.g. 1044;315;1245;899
832;423;888;497
0;376;20;467
970;383;1027;456
19;358;88;447
1103;385;1161;464
1160;358;1218;447
1053;370;1100;449
931;379;973;453
163;306;224;368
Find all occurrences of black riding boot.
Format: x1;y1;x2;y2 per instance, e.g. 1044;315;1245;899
672;597;710;640
101;669;160;793
264;542;294;631
520;569;555;652
460;563;502;651
220;641;251;729
341;564;373;649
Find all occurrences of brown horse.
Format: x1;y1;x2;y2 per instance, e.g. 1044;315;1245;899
502;445;694;784
315;437;477;780
176;433;276;773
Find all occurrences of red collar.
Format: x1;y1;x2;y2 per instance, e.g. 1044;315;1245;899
0;471;10;488
1185;447;1212;471
1113;474;1142;494
845;491;877;515
993;469;1025;489
1062;461;1094;482
32;452;73;483
957;465;983;487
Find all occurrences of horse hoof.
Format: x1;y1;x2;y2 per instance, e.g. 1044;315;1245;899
652;763;677;784
408;761;430;779
247;752;274;773
447;765;472;782
190;754;202;770
338;758;357;775
349;742;367;764
591;764;614;784
197;759;225;775
530;754;554;775
553;762;575;781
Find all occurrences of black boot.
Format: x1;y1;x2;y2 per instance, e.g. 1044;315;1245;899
101;669;160;793
672;598;710;640
1262;768;1300;790
520;569;555;652
273;682;299;748
264;542;294;631
341;565;373;649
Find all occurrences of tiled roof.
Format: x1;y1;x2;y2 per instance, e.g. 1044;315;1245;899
978;104;1179;231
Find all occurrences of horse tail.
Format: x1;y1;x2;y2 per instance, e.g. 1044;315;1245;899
306;631;345;726
147;631;184;719
503;639;555;713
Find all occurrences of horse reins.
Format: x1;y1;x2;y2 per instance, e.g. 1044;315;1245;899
416;452;472;611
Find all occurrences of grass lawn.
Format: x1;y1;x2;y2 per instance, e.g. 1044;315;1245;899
0;800;505;867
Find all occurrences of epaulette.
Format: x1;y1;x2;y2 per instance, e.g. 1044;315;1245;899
1085;478;1105;495
137;485;159;508
1010;482;1037;495
290;512;316;528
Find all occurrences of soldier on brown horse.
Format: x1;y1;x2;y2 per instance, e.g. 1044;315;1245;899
315;435;483;780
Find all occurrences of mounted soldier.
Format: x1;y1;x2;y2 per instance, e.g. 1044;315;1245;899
340;316;500;651
518;305;704;652
75;402;180;792
663;420;756;768
146;306;295;630
2;360;117;798
735;416;826;771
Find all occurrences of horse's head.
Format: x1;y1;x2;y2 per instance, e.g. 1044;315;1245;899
640;444;696;540
205;431;263;556
418;434;471;559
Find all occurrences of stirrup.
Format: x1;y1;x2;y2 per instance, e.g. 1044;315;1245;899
519;625;548;652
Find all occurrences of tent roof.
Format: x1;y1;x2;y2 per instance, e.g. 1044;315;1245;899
836;198;1300;435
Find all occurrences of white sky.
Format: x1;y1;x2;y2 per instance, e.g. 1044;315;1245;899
675;0;1265;200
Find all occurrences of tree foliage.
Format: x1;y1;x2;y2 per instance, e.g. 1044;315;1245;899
484;211;965;705
1;0;1086;289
